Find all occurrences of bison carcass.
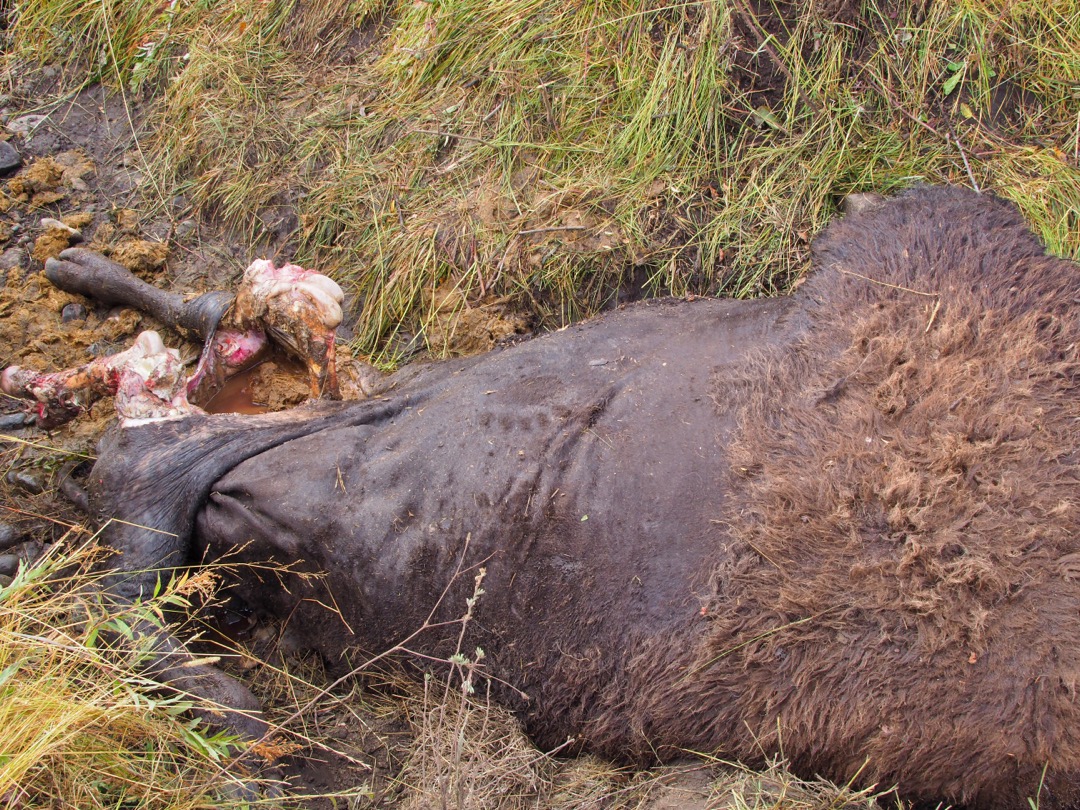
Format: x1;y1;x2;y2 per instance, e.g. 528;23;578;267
78;185;1080;809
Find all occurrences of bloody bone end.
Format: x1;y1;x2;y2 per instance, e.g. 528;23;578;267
231;260;345;399
1;331;203;429
4;253;347;429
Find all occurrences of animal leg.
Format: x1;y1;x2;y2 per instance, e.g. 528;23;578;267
1;330;201;428
45;248;234;340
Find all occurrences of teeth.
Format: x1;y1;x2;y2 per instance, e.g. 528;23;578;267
262;279;294;299
297;282;343;328
262;280;343;328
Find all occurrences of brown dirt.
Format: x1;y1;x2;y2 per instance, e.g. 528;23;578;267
425;282;532;356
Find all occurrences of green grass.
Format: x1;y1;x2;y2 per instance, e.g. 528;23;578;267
0;537;269;809
7;0;1079;361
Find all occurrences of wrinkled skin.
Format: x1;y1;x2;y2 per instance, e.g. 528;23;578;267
82;187;1080;809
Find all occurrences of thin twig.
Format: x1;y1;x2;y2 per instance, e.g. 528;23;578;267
272;535;498;728
516;225;587;236
946;120;980;193
413;128;491;145
838;268;938;298
925;297;942;333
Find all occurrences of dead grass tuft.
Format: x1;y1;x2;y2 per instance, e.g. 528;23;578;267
0;539;272;808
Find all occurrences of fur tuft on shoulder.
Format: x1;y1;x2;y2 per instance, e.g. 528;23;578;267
704;186;1080;809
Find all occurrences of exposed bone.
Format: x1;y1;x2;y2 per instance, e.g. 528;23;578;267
1;330;200;429
230;259;344;398
7;251;348;427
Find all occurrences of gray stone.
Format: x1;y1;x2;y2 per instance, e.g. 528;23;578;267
0;522;18;550
175;219;197;240
0;554;18;577
6;114;47;136
0;139;20;174
6;470;43;494
62;302;87;323
0;575;11;589
0;413;28;430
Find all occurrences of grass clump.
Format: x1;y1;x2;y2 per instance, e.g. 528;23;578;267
0;537;274;809
7;0;1080;362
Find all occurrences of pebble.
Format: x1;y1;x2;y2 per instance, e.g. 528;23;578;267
0;139;21;175
61;302;87;323
0;522;19;550
6;470;44;494
6;114;47;136
40;217;82;240
175;219;198;240
0;413;28;430
0;575;11;589
0;554;18;577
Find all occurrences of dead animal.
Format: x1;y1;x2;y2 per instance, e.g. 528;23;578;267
10;185;1080;809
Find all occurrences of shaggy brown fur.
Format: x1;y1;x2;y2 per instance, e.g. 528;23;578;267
701;186;1080;808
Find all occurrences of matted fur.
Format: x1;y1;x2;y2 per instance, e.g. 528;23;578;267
703;186;1080;808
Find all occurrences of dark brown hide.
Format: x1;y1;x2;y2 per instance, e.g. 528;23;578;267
88;186;1080;810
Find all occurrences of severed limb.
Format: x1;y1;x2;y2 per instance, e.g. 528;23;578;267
2;330;199;429
4;249;346;428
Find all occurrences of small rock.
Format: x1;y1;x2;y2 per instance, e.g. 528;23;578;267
0;139;21;175
40;216;82;241
0;575;11;589
7;114;48;136
0;413;28;430
6;470;44;494
61;302;87;323
0;554;18;577
145;220;171;242
0;522;19;550
175;219;197;240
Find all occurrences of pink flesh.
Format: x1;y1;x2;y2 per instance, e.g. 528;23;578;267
1;260;344;427
2;331;202;429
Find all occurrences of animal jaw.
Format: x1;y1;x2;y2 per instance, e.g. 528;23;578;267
228;259;345;399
